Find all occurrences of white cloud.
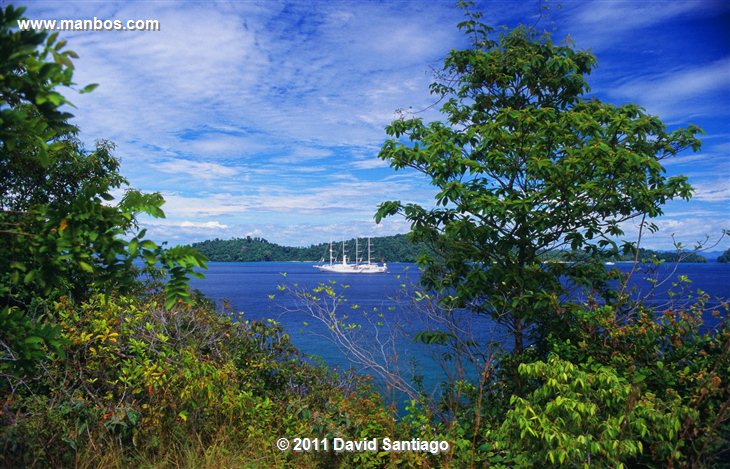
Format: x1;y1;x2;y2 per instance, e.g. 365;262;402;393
179;221;229;229
563;0;710;51
608;58;730;119
619;215;729;251
157;160;238;179
237;218;414;247
149;175;436;238
185;134;274;158
692;183;730;202
572;1;697;32
140;219;233;243
270;147;333;164
351;158;388;170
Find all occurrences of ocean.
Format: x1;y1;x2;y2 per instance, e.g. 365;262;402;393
189;261;729;397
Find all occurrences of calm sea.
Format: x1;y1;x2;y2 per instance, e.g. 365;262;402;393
189;262;729;395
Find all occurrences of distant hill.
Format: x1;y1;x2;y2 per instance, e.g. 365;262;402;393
718;249;730;263
190;234;430;263
190;235;712;264
699;250;728;262
616;248;707;263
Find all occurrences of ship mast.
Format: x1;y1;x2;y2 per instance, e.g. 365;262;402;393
368;237;371;265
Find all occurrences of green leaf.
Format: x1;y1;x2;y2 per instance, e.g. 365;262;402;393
140;240;157;250
80;83;98;94
128;239;139;256
23;271;36;284
23;336;45;345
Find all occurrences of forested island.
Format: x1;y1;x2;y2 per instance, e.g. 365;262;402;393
191;235;710;263
190;234;428;262
719;248;730;263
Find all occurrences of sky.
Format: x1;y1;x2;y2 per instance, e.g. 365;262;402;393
19;0;730;250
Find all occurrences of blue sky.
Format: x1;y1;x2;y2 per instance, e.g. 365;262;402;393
23;0;730;250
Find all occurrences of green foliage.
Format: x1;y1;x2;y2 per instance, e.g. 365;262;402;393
0;291;447;468
375;3;702;353
0;4;207;376
0;5;78;159
494;354;680;467
547;300;730;467
417;298;728;468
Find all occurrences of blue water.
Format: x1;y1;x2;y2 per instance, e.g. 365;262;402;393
189;262;484;395
189;262;729;396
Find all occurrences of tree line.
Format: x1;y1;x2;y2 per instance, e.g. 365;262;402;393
190;234;429;262
192;235;711;263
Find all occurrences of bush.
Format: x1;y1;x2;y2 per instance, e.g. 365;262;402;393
0;291;405;467
416;296;729;468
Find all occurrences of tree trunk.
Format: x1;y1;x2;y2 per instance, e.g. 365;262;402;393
514;316;523;355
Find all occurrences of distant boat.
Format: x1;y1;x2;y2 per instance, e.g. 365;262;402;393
605;261;616;266
314;238;387;274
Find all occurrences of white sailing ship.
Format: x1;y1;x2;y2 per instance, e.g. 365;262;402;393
314;238;387;274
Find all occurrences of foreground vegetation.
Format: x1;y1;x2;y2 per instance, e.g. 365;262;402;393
4;278;727;467
2;287;416;467
1;3;728;467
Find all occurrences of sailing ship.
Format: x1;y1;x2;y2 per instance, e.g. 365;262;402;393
314;238;387;274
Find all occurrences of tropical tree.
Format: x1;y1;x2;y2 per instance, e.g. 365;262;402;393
0;5;205;376
375;2;702;354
